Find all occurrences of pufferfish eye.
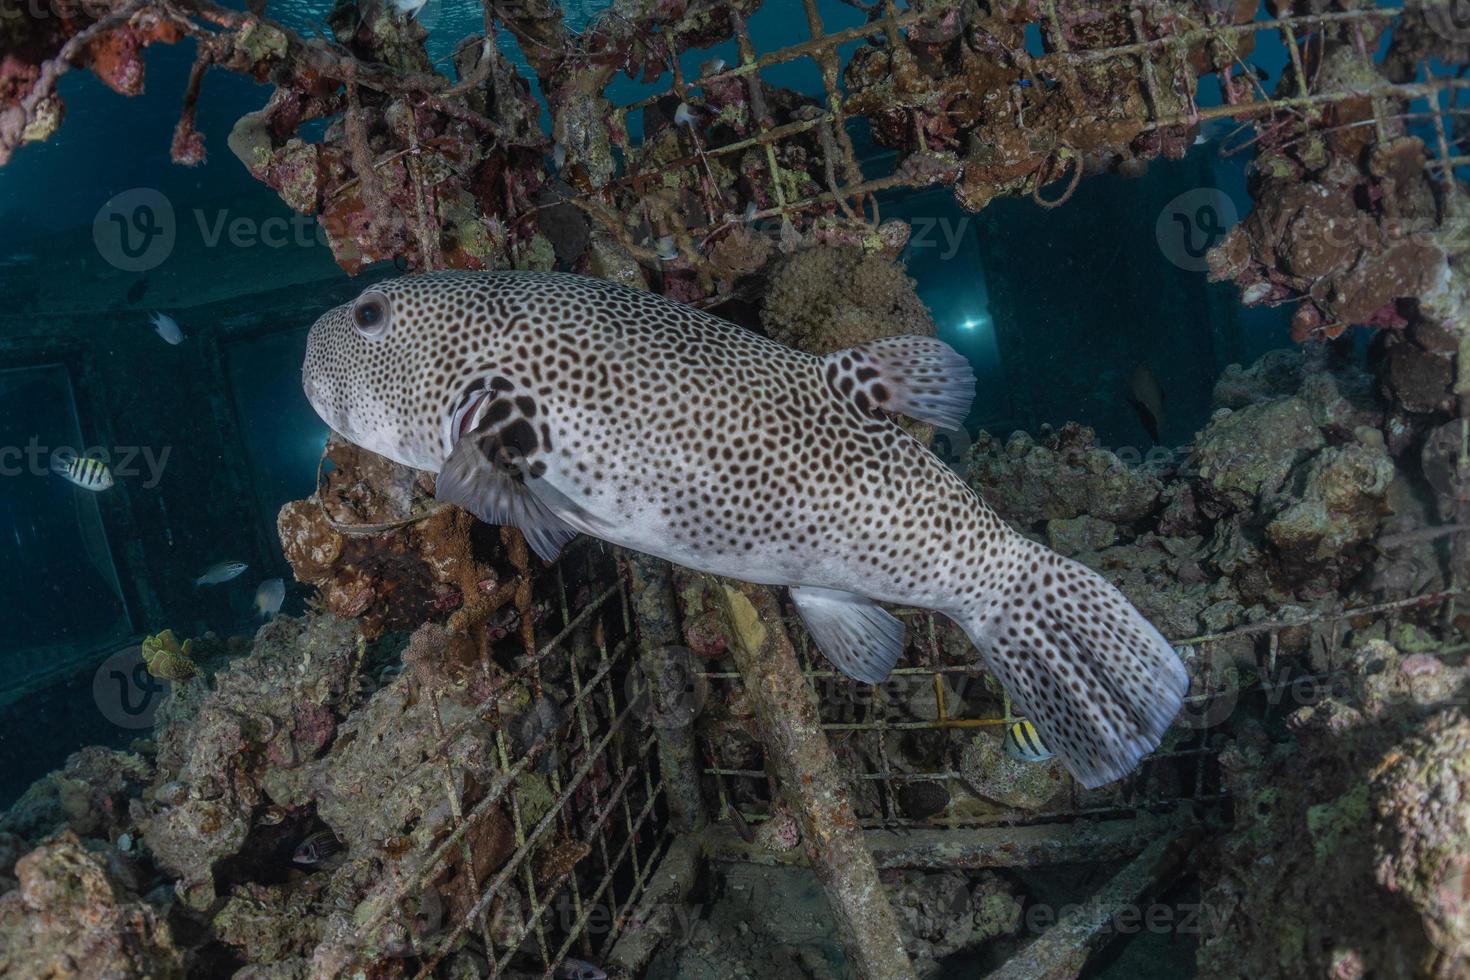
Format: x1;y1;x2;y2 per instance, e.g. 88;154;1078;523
351;291;391;340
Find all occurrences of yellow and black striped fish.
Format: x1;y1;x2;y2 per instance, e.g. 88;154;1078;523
51;451;114;492
1004;719;1055;763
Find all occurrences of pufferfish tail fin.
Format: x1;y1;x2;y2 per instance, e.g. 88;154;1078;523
955;532;1189;789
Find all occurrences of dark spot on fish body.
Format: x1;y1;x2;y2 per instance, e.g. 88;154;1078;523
485;399;514;425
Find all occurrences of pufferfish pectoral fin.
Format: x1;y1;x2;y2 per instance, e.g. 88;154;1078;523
437;432;580;563
823;336;977;430
789;586;907;684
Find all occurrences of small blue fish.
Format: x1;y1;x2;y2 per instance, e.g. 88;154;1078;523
254;578;285;620
1004;720;1054;763
195;560;248;588
553;959;606;980
150;311;184;345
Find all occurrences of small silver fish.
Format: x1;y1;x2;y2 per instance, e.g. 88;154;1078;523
51;451;114;492
292;830;343;865
1004;719;1054;763
301;272;1187;789
553;141;567;170
654;235;678;260
673;102;697;127
553;959;606;980
700;57;726;77
195;560;248;587
150;311;184;345
254;578;286;619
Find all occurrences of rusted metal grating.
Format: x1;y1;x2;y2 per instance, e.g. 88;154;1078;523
698;589;1466;838
345;539;673;978
553;1;1470;270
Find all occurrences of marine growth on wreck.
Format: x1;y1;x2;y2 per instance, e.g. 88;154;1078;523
0;1;1468;978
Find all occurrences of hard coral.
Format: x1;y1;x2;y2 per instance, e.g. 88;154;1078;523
761;246;935;355
0;831;184;979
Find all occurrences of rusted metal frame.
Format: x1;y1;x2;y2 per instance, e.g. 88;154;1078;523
590;556;635;923
549;562;595;959
625;551;708;832
1425;64;1462;181
417;710;660;973
1037;8;1397;68
481;735;667;974
614;6;929;115
1173;589;1464;646
804;0;861;220
427;686;498;960
987;826;1198;980
386;579;626;787
1127;3;1165;123
715;579;918;980
733;15;791;217
355;635;632;955
705;741;1216;785
545;772;676;972
484;751;667;974
605;833;703;975
704;814;1179;870
669;76;1470;237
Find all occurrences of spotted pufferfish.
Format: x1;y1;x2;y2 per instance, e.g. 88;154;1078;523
302;271;1188;788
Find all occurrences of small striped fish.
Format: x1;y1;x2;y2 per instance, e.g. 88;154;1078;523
51;451;114;492
1004;719;1054;763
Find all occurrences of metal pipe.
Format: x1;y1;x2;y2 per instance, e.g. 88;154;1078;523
624;550;709;833
713;578;918;980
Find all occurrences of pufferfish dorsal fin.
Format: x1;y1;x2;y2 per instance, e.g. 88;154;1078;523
437;392;579;563
821;335;976;430
789;586;907;684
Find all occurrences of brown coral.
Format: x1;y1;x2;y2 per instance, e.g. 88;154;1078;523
761;246;935;355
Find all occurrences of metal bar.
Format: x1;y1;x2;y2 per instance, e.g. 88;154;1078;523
714;578;918;980
625;551;708;832
702;815;1177;870
606;833;703;975
986;826;1198;980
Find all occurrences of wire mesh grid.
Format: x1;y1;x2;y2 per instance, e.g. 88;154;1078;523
344;538;672;979
697;587;1466;836
542;0;1469;272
